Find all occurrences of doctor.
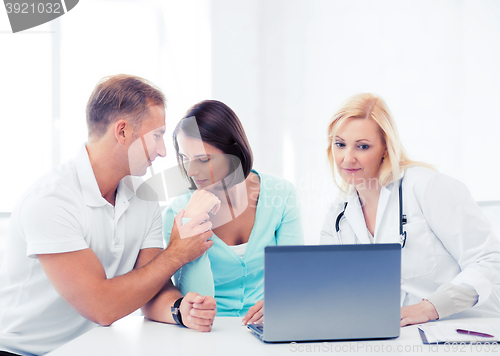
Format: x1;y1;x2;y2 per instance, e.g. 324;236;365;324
320;93;500;326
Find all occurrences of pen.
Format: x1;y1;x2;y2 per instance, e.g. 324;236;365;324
456;329;494;338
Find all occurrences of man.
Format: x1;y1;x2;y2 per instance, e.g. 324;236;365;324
0;74;220;356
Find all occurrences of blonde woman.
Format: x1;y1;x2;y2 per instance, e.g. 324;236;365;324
320;93;500;326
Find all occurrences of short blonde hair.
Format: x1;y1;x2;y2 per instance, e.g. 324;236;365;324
86;74;165;138
326;93;432;193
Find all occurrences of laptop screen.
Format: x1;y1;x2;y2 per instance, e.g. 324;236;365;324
263;244;401;342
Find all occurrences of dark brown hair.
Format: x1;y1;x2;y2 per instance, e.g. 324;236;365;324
86;74;165;138
173;100;253;189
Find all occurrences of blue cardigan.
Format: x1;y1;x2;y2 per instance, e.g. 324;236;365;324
162;170;304;316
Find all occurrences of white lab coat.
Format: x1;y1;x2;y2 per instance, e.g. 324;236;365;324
320;166;500;318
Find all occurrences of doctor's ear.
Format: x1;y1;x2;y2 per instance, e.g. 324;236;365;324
381;149;388;163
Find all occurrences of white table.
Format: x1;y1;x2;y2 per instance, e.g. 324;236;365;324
47;316;500;356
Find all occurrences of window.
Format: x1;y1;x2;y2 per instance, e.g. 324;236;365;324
0;0;211;211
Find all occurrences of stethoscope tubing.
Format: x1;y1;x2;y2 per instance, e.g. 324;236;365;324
335;178;407;247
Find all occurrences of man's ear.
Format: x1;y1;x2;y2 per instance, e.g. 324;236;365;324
114;119;131;145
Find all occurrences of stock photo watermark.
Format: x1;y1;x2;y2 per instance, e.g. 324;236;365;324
289;341;499;353
127;120;351;226
3;0;79;33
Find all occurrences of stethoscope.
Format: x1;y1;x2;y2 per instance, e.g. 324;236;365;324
335;178;407;248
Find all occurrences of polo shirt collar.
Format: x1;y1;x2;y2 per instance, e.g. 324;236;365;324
75;144;136;207
75;145;108;207
116;177;136;203
114;177;136;220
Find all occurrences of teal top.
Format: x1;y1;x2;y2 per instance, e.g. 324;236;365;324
162;170;304;316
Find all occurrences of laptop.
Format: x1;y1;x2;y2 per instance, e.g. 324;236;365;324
247;244;401;342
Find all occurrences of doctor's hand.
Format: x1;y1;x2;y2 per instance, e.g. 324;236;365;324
400;300;439;327
242;300;263;325
184;190;221;218
180;292;217;332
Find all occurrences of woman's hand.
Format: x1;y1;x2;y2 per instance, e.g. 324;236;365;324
242;300;263;325
184;190;221;218
400;299;439;327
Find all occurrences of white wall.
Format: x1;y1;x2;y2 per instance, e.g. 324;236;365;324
1;0;499;245
211;0;500;244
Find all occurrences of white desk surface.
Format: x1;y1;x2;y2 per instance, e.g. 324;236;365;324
47;316;500;356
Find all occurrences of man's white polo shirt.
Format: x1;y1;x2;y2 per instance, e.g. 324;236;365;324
0;145;164;356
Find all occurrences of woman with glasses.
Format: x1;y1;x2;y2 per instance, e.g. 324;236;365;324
320;93;500;326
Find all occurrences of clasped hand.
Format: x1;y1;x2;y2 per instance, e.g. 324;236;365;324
184;190;221;219
176;190;221;240
181;292;217;332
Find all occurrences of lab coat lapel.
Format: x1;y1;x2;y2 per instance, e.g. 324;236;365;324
374;172;406;244
373;184;392;239
344;192;371;244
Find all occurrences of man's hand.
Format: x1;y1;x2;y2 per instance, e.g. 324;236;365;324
180;292;217;332
242;300;263;325
400;299;439;327
166;210;214;266
176;208;213;240
184;190;221;218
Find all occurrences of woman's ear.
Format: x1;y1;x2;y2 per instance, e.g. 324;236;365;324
381;148;388;163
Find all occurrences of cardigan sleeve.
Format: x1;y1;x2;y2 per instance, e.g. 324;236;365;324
162;195;215;297
276;185;304;245
162;203;176;246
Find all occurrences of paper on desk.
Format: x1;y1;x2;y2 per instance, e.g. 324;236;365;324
418;323;500;344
